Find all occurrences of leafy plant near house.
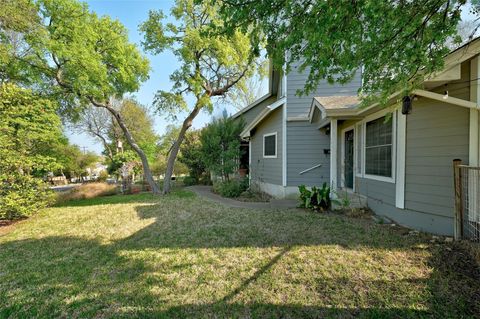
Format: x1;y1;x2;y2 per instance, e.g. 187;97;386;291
200;114;245;181
298;183;332;211
213;178;249;198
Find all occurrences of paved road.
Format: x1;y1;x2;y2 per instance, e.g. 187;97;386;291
49;184;81;192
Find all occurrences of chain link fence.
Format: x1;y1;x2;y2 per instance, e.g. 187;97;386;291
454;161;480;242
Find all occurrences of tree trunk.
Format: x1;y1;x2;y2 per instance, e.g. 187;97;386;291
91;100;160;194
163;105;202;194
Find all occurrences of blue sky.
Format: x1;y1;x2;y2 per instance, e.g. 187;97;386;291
68;1;476;154
67;0;267;153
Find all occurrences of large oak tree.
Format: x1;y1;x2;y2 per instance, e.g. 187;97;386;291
140;0;258;193
1;0;161;193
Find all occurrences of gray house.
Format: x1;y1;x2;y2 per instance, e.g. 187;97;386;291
234;38;480;236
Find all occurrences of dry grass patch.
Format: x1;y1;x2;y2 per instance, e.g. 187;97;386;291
56;182;118;203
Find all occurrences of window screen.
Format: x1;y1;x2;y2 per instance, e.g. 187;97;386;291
264;134;276;157
365;116;392;177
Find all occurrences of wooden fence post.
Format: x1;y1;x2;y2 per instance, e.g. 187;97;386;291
453;159;463;240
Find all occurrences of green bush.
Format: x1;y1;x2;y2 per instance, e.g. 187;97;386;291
298;183;331;211
213;178;248;198
183;175;198;186
198;174;212;185
0;173;54;220
97;170;108;182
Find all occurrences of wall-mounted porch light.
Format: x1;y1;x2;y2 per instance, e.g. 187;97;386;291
402;96;413;115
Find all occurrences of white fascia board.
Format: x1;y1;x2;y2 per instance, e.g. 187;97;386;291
413;89;478;109
240;97;286;138
395;110;406;209
232;93;273;119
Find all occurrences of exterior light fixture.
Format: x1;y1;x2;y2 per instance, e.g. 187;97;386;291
402;96;412;115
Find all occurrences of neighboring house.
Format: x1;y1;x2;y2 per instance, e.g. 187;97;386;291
234;38;480;236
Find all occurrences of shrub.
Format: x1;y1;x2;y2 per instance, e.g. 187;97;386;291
183;175;198;186
298;183;331;211
56;182;117;203
0;173;55;220
200;115;245;181
213;178;248;198
97;170;108;182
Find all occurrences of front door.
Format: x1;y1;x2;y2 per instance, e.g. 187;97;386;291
344;129;354;189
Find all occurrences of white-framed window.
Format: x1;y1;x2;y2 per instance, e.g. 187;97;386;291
263;132;277;158
362;112;396;183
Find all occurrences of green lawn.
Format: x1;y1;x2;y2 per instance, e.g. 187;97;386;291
0;190;478;318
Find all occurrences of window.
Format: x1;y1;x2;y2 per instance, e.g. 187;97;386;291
263;133;277;158
364;116;393;178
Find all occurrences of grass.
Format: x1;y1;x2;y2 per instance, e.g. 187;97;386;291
55;182;118;203
0;190;479;318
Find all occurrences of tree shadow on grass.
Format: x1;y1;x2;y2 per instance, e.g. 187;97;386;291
1;193;479;318
0;235;479;318
126;201;429;250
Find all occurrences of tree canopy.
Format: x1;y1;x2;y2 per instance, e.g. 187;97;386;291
220;0;471;104
0;83;63;175
140;0;258;193
0;83;62;219
200;115;244;181
3;0;160;193
108;99;158;162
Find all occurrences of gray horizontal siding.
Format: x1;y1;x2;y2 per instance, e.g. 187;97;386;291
286;61;362;117
357;178;396;205
356;177;454;235
250;106;283;185
235;95;278;127
365;192;454;235
404;98;469;218
286;121;330;186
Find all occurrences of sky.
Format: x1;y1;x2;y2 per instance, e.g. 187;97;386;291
67;1;476;154
66;0;268;154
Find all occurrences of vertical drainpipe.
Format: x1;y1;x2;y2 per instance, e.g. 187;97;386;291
282;69;287;190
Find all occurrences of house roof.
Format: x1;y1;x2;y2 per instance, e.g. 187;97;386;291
309;95;365;122
232;93;272;119
309;37;480;122
313;96;360;110
240;97;286;138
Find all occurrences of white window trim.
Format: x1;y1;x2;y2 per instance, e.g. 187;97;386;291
330;119;338;192
263;132;278;158
248;140;252;186
361;108;396;184
355;122;363;178
340;125;356;191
